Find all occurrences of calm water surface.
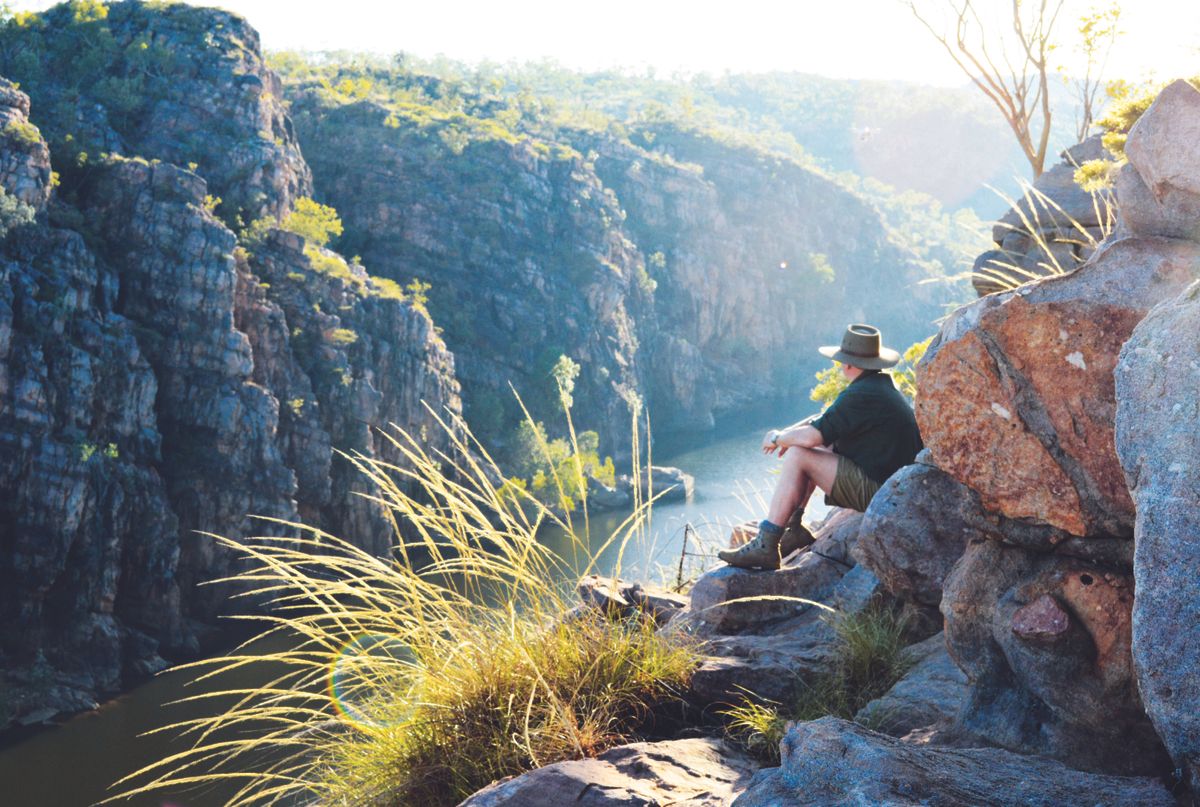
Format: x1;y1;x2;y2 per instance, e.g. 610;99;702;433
0;405;825;807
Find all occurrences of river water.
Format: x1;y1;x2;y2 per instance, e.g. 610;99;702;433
0;404;827;807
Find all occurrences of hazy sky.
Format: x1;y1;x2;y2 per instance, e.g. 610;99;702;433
12;0;1200;85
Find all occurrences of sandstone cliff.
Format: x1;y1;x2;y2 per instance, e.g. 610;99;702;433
0;3;460;730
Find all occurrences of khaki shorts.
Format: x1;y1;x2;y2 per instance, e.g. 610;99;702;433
824;454;882;512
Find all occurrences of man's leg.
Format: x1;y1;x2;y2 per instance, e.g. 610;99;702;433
719;447;840;569
766;446;839;526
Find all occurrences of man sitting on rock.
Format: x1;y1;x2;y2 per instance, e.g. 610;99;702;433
719;323;923;570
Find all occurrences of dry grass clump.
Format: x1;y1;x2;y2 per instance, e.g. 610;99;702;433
724;602;914;764
108;406;697;806
973;179;1116;294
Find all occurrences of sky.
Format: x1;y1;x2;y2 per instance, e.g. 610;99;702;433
11;0;1200;86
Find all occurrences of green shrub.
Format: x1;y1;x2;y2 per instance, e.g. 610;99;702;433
3;119;42;147
0;187;36;238
282;197;343;247
405;277;431;309
369;276;406;301
807;252;836;283
327;327;358;346
304;244;366;293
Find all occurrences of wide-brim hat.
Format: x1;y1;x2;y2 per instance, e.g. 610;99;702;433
818;323;901;370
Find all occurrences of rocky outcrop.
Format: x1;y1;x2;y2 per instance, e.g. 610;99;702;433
0;79;51;211
0;7;462;730
0;89;183;725
684;511;863;636
974;135;1112;296
675;511;882;704
1116;284;1200;786
285;93;645;451
459;738;756;807
732;717;1176;807
918;235;1200;537
5;1;311;223
241;229;460;555
75;157;300;624
1109;80;1200;790
908;98;1200;782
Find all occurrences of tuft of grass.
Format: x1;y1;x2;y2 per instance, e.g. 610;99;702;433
974;179;1116;294
108;400;696;806
724;603;914;764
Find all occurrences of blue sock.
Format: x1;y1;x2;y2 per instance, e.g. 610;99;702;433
759;519;783;535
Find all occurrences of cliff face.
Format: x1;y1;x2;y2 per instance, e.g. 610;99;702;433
5;0;310;222
584;125;950;430
0;4;460;730
287;95;644;447
289;87;959;442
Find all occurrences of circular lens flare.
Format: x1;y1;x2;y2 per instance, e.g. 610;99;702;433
328;633;407;728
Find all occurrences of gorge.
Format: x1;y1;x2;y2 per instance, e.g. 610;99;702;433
0;0;973;734
8;3;1198;807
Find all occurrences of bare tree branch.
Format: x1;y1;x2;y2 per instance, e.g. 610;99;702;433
908;0;1078;178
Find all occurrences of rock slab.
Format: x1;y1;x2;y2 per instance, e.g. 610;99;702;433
854;632;968;736
459;738;756;807
732;717;1176;806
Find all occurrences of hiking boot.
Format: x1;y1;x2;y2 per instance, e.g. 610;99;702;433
718;521;784;570
779;520;817;559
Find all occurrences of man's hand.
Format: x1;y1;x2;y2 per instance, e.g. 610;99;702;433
762;423;827;457
758;427;787;453
762;429;781;455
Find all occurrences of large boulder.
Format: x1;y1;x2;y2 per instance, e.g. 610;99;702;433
459;738;757;807
1125;79;1200;201
1116;79;1200;243
1115;279;1200;788
854;461;975;607
917;235;1200;537
1115;160;1200;242
941;538;1169;775
854;632;968;736
731;717;1175;806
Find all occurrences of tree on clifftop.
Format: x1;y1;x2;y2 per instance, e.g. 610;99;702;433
909;0;1121;178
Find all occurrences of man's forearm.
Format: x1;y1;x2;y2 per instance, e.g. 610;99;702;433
776;423;826;449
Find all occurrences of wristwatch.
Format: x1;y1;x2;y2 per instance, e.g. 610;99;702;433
769;430;780;448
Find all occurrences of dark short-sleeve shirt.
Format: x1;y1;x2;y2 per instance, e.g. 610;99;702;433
812;371;924;484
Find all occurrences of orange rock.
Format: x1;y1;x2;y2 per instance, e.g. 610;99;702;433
917;236;1200;536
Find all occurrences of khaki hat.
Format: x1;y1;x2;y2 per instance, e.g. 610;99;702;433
818;323;901;370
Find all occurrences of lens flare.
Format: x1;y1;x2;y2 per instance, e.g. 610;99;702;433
327;633;407;728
